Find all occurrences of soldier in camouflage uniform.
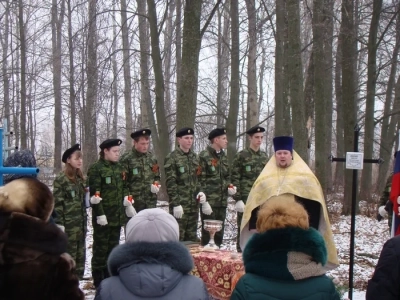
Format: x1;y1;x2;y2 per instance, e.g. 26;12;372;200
87;139;129;288
120;129;161;214
198;128;235;247
378;173;393;231
231;126;268;252
164;127;205;242
53;144;87;279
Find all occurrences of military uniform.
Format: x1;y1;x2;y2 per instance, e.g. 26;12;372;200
379;174;393;229
53;172;87;278
88;147;128;287
231;147;268;251
120;148;160;212
198;145;230;247
165;146;200;241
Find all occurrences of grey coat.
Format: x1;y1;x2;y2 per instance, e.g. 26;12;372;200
95;241;209;300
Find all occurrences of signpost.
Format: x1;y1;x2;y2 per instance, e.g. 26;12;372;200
329;125;383;300
0;125;39;185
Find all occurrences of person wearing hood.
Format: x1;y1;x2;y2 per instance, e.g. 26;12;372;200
95;208;209;300
0;178;84;299
231;195;340;300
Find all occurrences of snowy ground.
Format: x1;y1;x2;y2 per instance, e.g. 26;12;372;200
80;195;388;300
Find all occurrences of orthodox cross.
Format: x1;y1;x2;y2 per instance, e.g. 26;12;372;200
329;124;383;300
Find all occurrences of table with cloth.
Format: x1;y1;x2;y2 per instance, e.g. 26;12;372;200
190;248;245;300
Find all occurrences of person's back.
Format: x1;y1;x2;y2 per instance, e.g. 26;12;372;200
95;208;208;300
0;178;84;300
231;195;340;300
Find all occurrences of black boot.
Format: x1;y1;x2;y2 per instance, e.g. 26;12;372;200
92;270;104;288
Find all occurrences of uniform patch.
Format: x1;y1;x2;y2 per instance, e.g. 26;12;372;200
105;177;111;184
179;166;185;173
133;168;138;175
245;165;251;172
70;190;75;197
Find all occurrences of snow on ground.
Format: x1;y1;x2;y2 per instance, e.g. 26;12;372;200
81;196;387;300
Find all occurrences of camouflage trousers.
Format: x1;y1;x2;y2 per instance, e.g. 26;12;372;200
200;206;226;247
134;199;157;214
175;211;199;242
91;223;121;278
236;212;243;252
65;223;86;279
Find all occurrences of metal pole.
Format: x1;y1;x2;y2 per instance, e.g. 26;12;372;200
348;124;360;300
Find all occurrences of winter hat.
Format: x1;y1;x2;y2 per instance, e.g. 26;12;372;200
3;150;38;184
256;194;309;233
125;208;179;243
0;178;54;222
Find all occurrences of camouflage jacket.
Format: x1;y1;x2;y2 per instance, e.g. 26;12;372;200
87;158;128;226
52;172;86;228
198;146;230;207
380;173;393;207
119;148;160;206
231;147;268;203
164;147;200;213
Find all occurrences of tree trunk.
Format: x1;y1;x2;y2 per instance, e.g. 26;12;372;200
51;0;65;172
245;0;258;130
112;4;119;137
313;0;327;192
226;0;239;163
1;1;10;147
377;5;400;194
84;0;99;171
341;0;356;215
274;0;285;135
176;0;203;129
287;0;307;159
146;0;171;162
359;0;382;202
18;0;27;149
67;0;77;144
137;0;150;128
121;0;133;150
175;0;182;93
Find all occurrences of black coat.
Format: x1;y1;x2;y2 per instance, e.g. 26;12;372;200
366;235;400;300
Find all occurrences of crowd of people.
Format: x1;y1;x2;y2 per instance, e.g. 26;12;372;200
0;126;398;299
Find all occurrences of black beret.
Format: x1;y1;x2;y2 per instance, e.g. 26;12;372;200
246;125;265;135
99;139;122;150
176;127;194;137
208;127;227;140
62;144;81;163
131;128;151;139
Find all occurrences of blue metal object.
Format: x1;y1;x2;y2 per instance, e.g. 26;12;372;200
0;127;39;186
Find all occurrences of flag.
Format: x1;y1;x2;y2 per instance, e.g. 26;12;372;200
389;150;400;236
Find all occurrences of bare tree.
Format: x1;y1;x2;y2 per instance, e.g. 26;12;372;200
18;0;27;149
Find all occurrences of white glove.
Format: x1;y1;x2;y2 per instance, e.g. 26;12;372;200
173;205;184;219
235;200;245;213
151;184;160;194
90;195;102;204
123;196;133;206
202;202;213;215
125;205;137;217
378;206;388;218
397;196;400;205
196;192;206;203
228;186;237;196
96;215;108;226
56;224;65;232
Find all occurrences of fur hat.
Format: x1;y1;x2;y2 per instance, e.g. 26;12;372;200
125;208;179;243
256;195;309;233
0;178;54;222
3;150;37;184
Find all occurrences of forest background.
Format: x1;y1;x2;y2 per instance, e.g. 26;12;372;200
0;0;399;214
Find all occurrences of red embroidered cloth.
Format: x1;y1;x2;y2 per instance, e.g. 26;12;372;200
190;249;244;300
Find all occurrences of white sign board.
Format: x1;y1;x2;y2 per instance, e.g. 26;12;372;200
346;152;364;169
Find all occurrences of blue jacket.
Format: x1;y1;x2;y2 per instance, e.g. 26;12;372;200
95;241;209;300
231;227;340;300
